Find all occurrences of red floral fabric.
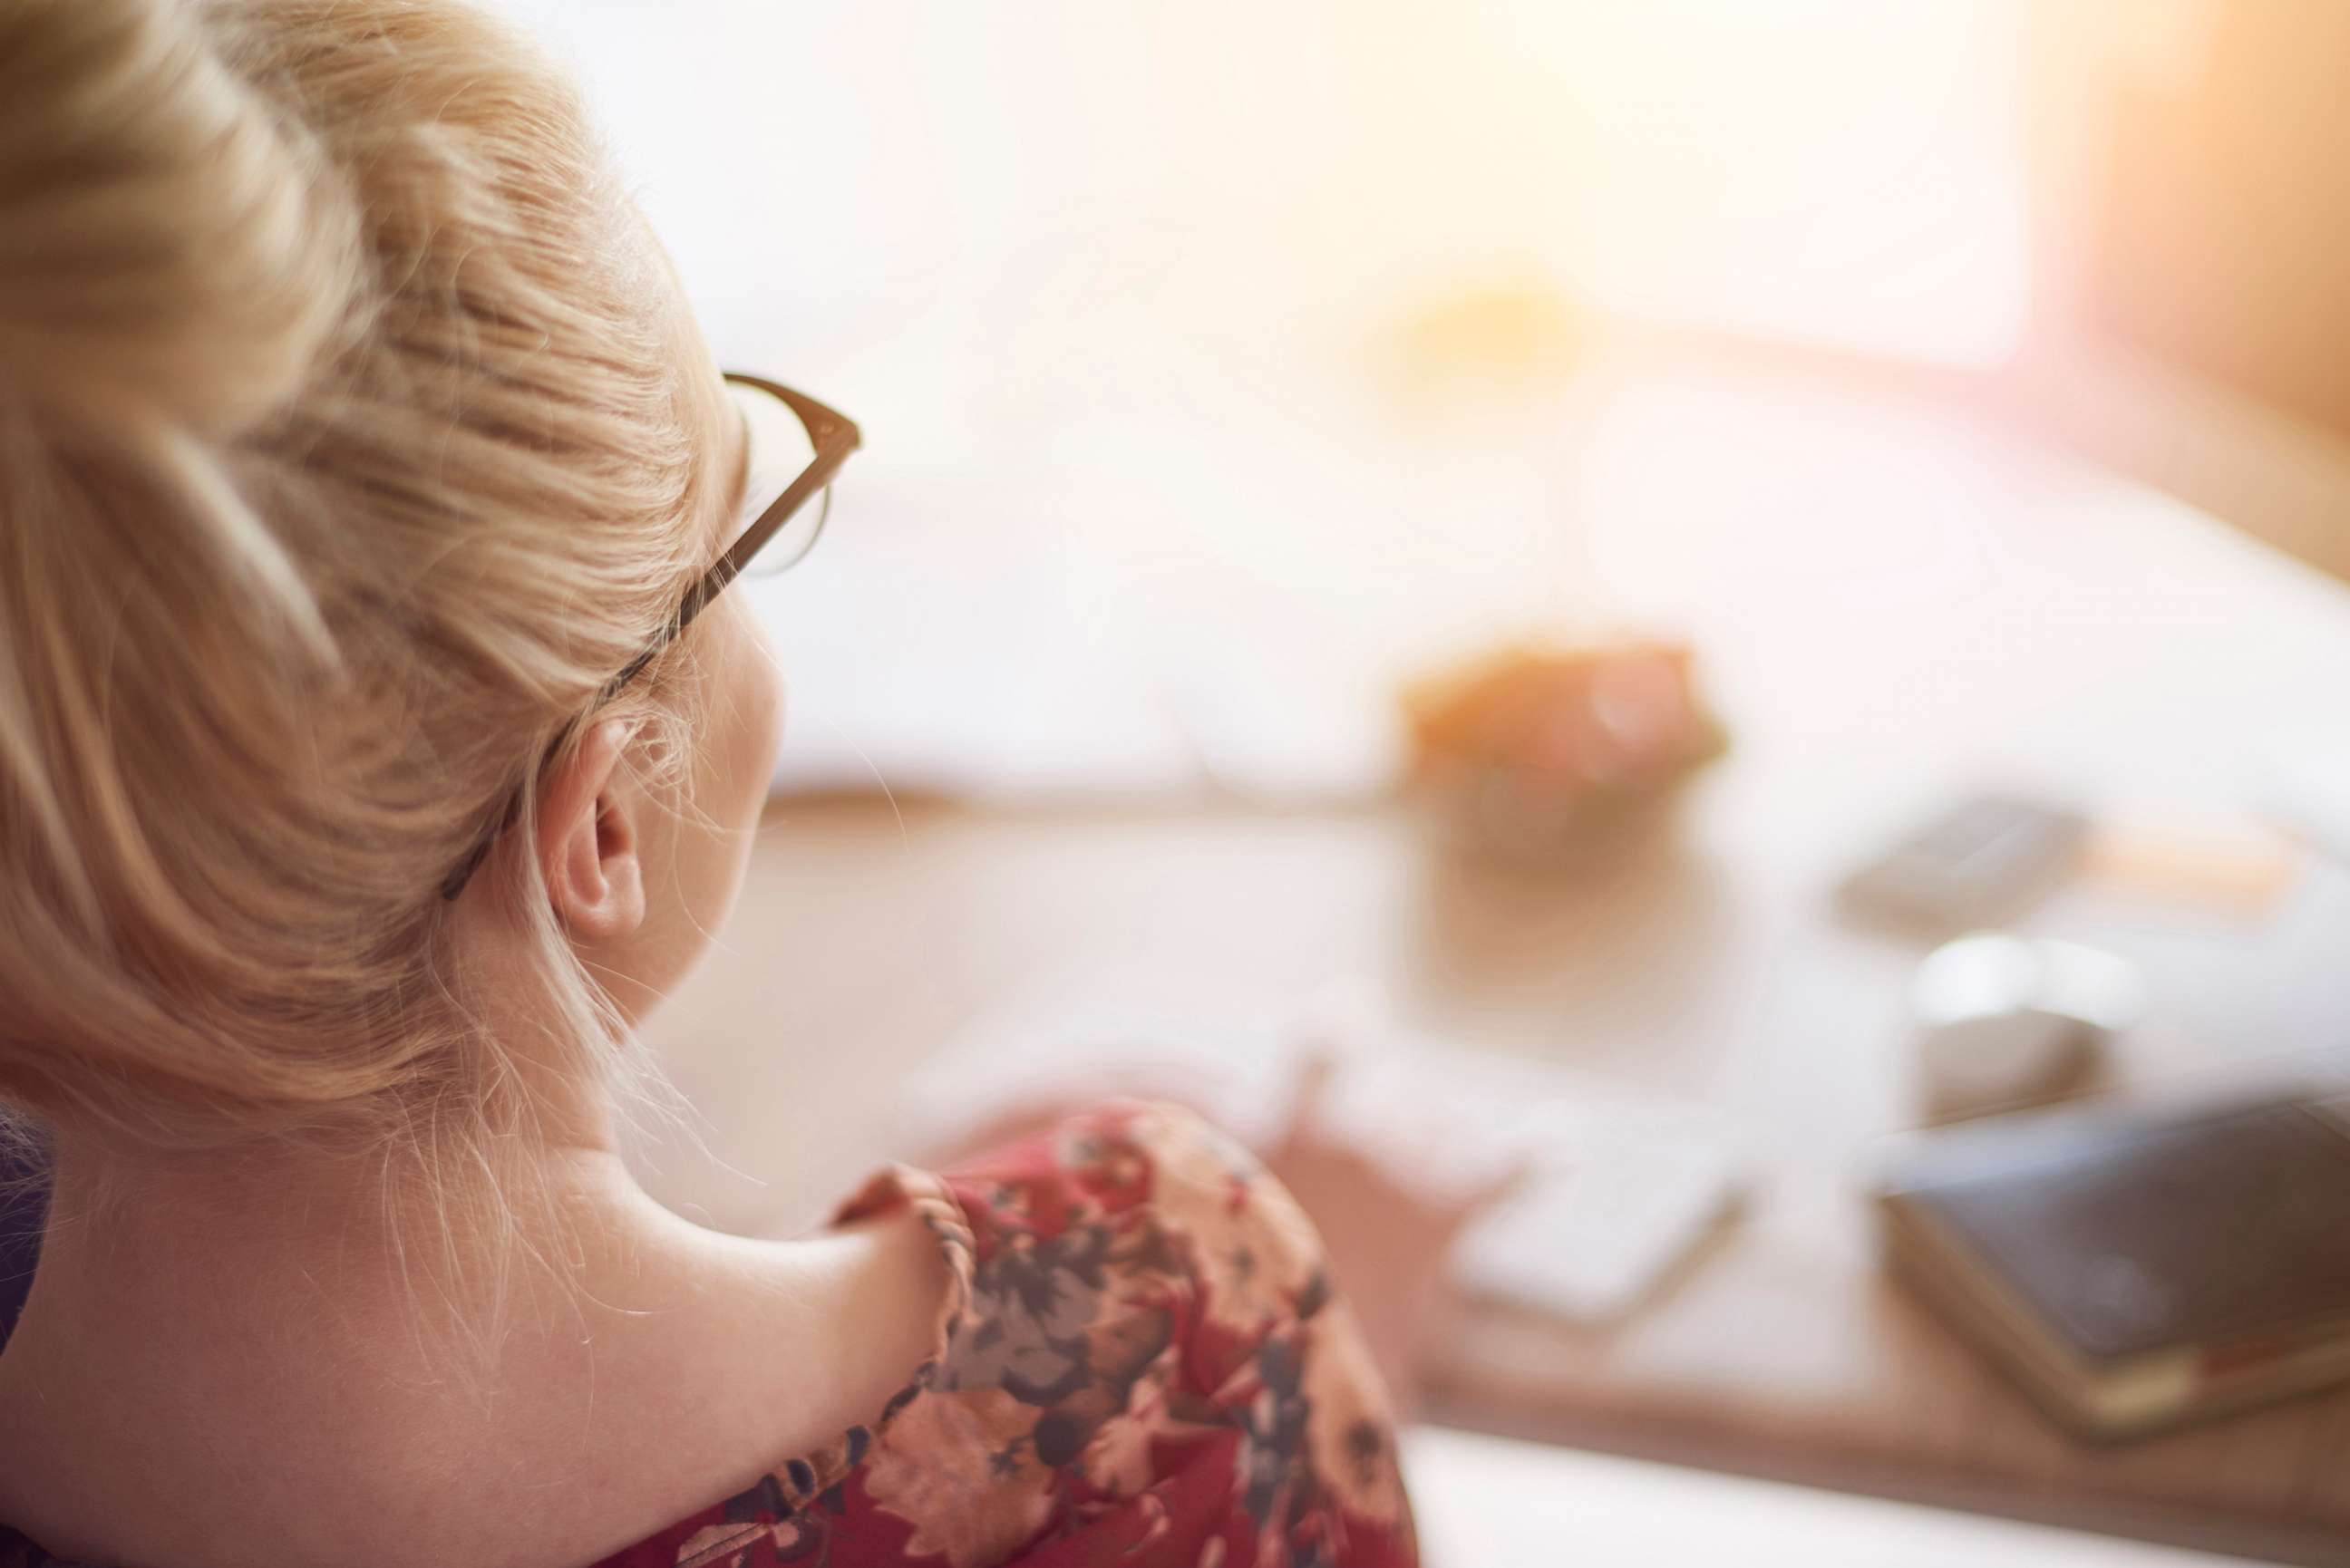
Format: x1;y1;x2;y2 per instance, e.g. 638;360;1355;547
595;1100;1417;1568
0;1101;1415;1568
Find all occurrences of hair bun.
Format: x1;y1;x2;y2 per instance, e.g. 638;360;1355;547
0;0;355;438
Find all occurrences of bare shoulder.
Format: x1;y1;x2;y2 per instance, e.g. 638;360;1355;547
0;1199;954;1568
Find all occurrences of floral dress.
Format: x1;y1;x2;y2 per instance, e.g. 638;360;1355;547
0;1101;1417;1568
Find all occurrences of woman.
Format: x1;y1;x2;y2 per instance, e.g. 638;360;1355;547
0;2;1437;1563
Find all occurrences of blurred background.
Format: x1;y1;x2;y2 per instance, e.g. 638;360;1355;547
481;0;2350;803
485;3;2350;1563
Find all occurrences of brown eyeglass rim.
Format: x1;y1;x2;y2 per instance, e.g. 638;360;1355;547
436;372;861;901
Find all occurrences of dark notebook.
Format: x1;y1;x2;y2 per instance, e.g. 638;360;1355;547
1880;1089;2350;1437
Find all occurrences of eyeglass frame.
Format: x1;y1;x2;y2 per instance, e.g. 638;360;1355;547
436;371;860;900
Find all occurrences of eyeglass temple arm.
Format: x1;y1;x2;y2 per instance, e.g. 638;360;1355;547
680;374;862;632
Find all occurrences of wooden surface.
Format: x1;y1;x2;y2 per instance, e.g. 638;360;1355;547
1403;1425;2267;1568
637;371;2350;1564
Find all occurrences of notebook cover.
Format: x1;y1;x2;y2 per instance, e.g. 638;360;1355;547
1884;1092;2350;1363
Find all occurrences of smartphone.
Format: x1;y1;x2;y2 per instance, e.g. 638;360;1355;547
1451;1128;1743;1322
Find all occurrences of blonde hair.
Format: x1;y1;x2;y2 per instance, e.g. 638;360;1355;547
0;0;717;1174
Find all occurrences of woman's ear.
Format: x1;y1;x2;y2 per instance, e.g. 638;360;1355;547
538;718;646;944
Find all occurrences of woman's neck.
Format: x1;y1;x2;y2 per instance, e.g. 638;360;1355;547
37;1123;630;1259
0;1107;950;1568
10;1125;675;1428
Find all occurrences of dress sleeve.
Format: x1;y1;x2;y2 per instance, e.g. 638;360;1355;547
910;1099;1420;1568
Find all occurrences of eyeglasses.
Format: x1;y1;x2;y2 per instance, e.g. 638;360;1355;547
437;371;860;900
